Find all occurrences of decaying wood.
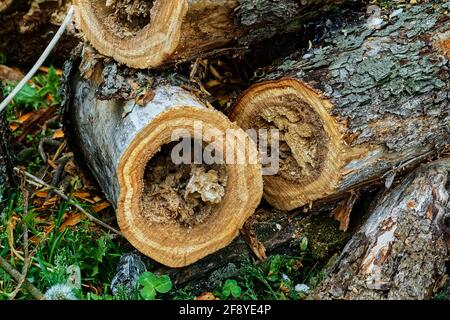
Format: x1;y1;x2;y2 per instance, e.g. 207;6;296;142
73;0;355;69
230;2;450;211
310;159;450;300
64;47;263;268
0;0;78;68
0;0;12;14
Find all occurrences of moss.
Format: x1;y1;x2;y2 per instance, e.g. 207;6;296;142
299;214;351;260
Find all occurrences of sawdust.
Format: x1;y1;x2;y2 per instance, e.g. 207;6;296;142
99;0;153;38
141;141;228;227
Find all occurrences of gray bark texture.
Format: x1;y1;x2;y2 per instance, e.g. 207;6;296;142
256;0;450;196
310;160;450;300
235;0;358;45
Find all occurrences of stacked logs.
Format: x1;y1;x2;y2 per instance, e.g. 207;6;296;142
67;0;450;298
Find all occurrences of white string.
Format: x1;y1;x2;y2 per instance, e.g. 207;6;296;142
0;5;75;114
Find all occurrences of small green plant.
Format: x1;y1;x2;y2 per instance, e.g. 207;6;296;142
2;66;61;111
221;279;242;299
138;272;172;300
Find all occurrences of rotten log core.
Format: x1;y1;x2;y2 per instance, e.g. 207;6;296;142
73;0;355;68
311;160;450;300
230;2;450;211
141;140;228;227
64;48;263;267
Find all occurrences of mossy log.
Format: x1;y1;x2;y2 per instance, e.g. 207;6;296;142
310;159;450;300
230;2;450;211
158;207;351;287
0;0;78;68
63;47;263;268
73;0;354;69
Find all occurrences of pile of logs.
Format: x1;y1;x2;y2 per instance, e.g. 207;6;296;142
61;0;449;299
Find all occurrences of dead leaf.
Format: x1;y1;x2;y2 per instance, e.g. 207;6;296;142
73;192;95;204
9;123;20;132
39;66;63;76
93;201;110;213
241;222;267;261
0;65;24;81
59;213;83;231
135;89;155;106
35;191;48;198
332;191;359;232
43;196;58;206
196;292;219;300
52;129;65;139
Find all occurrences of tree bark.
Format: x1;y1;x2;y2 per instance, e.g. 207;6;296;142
230;1;450;211
0;0;78;68
63;46;263;268
73;0;356;69
310;159;450;300
0;88;14;211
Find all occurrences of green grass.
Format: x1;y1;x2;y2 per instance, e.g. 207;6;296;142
0;188;125;300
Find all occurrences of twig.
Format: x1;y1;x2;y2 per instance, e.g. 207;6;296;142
0;256;44;300
10;176;31;299
14;167;123;237
0;6;75;114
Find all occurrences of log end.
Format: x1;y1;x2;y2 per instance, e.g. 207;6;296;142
116;107;263;268
73;0;187;68
230;79;352;211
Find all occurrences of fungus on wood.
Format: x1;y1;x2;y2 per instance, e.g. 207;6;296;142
230;2;450;210
310;159;450;300
73;0;354;69
64;47;263;268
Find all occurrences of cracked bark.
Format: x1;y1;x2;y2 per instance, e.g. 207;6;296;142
310;160;450;300
230;1;450;210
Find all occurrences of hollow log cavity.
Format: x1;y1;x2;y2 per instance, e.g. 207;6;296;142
100;0;154;38
67;54;263;267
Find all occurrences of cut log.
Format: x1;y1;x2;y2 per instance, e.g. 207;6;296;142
230;2;450;211
0;0;78;68
73;0;355;69
310;159;450;300
63;47;263;268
